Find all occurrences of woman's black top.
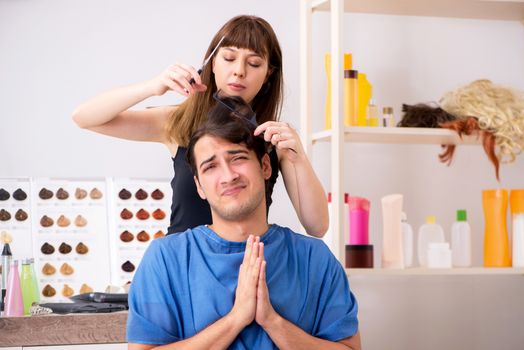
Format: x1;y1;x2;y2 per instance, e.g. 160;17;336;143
167;146;279;234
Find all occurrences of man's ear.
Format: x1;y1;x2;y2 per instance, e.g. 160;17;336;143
261;153;272;180
194;176;207;200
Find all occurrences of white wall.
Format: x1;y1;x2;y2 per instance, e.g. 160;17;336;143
1;1;524;349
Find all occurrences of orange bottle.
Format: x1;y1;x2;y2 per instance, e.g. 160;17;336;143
482;189;511;267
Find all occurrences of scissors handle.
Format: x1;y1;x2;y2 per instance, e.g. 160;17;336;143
188;68;203;85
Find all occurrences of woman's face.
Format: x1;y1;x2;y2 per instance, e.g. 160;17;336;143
212;46;270;104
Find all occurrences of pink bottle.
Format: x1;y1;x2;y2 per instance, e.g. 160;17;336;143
349;197;370;245
5;260;24;317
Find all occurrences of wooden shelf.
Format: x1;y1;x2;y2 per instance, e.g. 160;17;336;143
310;0;524;21
312;126;480;145
346;267;524;276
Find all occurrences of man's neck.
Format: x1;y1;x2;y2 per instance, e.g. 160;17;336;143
209;213;270;242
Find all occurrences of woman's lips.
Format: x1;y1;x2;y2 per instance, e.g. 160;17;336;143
228;83;246;92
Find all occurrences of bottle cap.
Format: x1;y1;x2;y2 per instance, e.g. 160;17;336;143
383;107;393;114
426;216;436;224
401;212;407;222
327;192;331;202
344;70;358;79
10;259;18;266
22;258;31;265
456;209;467;221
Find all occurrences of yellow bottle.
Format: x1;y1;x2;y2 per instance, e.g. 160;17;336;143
344;70;358;126
367;100;379;127
325;53;352;130
482;189;511;267
357;73;372;126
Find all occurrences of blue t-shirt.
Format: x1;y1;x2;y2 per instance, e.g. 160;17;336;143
127;224;359;349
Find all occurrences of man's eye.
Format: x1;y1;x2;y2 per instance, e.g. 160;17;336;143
203;164;215;172
233;156;247;162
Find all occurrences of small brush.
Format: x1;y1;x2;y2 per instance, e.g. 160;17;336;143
1;231;13;313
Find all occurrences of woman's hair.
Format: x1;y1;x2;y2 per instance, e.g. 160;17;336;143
167;15;283;147
186;96;269;177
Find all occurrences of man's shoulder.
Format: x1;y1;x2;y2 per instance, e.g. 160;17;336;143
272;224;332;255
147;226;205;254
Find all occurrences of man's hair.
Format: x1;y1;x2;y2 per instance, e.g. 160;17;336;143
186;96;270;177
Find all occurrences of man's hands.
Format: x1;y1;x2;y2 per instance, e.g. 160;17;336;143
230;235;278;329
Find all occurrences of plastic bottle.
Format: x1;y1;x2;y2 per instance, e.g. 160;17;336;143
381;194;404;269
401;212;414;267
482;189;511;267
4;260;24;317
417;216;445;267
367;100;379;127
21;258;39;315
325;192;350;255
349;197;370;245
344;70;358;126
324;53;332;130
510;190;524;267
427;242;452;268
382;107;395;127
357;73;372;126
451;209;472;267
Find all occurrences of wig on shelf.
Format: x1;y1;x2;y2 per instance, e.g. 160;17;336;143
398;80;524;181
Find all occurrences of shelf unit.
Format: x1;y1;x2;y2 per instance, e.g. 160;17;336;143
299;0;524;265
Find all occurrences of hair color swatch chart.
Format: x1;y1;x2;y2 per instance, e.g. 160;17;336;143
0;177;171;302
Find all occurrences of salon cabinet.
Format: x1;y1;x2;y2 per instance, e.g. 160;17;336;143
299;0;524;267
0;312;127;348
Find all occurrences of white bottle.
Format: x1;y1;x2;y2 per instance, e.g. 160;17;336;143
427;242;452;268
325;193;350;256
401;212;414;267
451;209;472;267
417;216;445;267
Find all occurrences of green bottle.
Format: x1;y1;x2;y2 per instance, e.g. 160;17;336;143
21;258;39;315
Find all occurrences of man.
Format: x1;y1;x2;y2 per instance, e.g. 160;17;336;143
127;97;361;349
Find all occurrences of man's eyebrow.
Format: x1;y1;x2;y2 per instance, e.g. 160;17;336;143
199;155;216;169
227;149;249;155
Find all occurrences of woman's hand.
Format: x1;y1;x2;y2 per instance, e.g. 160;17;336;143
254;121;305;163
149;64;207;97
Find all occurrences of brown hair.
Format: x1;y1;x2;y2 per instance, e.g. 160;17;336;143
439;117;500;180
166;15;283;147
186;96;269;177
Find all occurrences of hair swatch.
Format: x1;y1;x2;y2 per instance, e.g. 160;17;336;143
136;208;150;220
40;215;54;227
0;209;11;221
42;263;56;276
59;242;72;254
152;209;166;220
137;230;150;242
56;188;69;200
135;189;148;200
60;263;75;275
90;188;103;199
121;260;135;272
120;208;133;220
39;188;54;200
42;284;56;297
15;209;28;222
41;242;55;255
154;230;165;239
118;188;132;200
13;188;27;201
75;187;88;200
74;215;88;227
120;230;134;243
57;215;71;227
151;189;164;200
80;283;93;294
62;284;74;297
75;242;89;255
0;189;10;201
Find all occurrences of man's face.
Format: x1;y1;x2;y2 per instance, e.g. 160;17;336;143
193;135;271;221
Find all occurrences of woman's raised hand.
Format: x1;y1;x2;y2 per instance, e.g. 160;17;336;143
149;64;207;97
254;121;305;163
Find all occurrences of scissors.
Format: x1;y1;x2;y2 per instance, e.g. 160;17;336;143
189;35;226;85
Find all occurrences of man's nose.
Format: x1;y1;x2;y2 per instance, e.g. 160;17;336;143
220;163;240;183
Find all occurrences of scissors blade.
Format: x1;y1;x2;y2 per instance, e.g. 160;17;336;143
189;35;226;85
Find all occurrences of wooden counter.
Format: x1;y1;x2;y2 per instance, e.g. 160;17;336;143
0;312;127;347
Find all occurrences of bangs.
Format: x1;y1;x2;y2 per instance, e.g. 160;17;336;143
222;21;270;59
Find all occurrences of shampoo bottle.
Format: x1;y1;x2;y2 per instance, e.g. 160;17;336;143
451;209;472;267
417;216;445;267
381;194;404;268
401;212;414;268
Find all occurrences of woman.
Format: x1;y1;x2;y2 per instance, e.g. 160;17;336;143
72;15;328;236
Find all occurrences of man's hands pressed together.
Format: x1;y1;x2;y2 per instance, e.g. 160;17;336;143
230;235;277;329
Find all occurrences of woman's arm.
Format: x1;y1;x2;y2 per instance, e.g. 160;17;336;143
72;64;206;143
255;122;329;237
